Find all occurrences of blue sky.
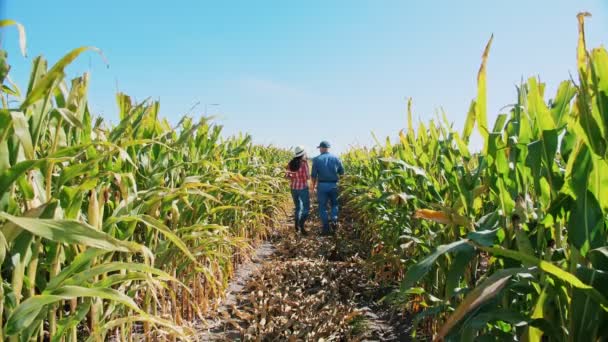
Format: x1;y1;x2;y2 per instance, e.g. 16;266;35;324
2;1;608;154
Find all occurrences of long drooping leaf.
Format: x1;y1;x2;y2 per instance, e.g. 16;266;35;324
570;267;608;341
86;315;194;342
0;19;27;56
51;299;91;342
51;108;84;129
401;240;469;290
0;213;141;253
479;245;608;309
5;286;141;336
103;215;198;265
45;248;107;290
437;268;527;340
379;157;426;177
21;47;106;109
61;262;181;287
0;159;43;197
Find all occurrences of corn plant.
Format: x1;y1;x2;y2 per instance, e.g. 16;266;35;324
0;20;289;341
341;13;607;341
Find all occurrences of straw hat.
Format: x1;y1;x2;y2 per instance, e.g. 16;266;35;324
294;146;306;157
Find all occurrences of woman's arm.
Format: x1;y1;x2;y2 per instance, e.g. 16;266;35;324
285;165;294;178
304;161;312;189
310;159;318;192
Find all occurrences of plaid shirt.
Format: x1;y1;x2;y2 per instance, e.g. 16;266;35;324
286;161;309;190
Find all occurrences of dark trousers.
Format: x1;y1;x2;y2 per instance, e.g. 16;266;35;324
291;188;310;228
317;182;338;233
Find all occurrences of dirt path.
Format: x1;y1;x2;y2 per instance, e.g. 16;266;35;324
197;211;411;341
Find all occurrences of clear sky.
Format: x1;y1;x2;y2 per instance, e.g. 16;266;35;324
1;1;608;155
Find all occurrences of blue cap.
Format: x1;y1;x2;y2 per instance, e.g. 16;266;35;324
317;141;331;148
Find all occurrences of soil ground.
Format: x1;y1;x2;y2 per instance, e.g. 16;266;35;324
197;207;412;341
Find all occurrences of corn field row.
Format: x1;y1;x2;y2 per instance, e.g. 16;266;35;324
0;21;290;341
341;14;607;341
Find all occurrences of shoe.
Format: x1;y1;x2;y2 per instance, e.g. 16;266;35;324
330;220;338;233
299;221;307;235
298;217;307;232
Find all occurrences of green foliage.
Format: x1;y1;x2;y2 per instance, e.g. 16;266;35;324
0;21;290;340
341;13;608;341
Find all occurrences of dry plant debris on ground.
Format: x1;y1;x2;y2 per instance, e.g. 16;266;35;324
198;212;411;341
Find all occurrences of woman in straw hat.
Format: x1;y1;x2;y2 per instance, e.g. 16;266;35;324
285;146;310;234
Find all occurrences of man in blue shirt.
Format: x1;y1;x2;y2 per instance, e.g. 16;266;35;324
311;140;344;235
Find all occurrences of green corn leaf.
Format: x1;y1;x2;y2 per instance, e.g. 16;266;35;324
479;245;608;310
0;213;141;253
93;272;165;289
51;108;83;129
589;247;608;271
0;230;7;265
523;286;549;341
86;314;193;342
378;157;426;177
407;97;415;139
401;240;470;290
575;70;607;156
468;310;528;330
445;245;476;298
21;47;106;110
563;144;605;252
462;100;477;142
5;294;60;336
0;159;44;197
577;12;591;74
492;114;508;133
590;48;608;141
5;286;140;336
45;248;107;290
61;262;181;287
528;77;555;133
25;57;53;150
438;268;527;340
515;229;535;259
0;19;27;56
551;81;576;128
103;215;198;265
51;299;91;342
589;155;608;212
9;111;34;160
569;266;608;341
476;35;493;152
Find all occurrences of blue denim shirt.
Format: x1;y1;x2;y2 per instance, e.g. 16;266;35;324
311;152;344;182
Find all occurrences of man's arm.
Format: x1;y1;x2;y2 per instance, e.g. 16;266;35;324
336;157;345;177
310;159;318;191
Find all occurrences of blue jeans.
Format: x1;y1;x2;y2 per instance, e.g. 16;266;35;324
317;182;338;232
291;188;310;227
